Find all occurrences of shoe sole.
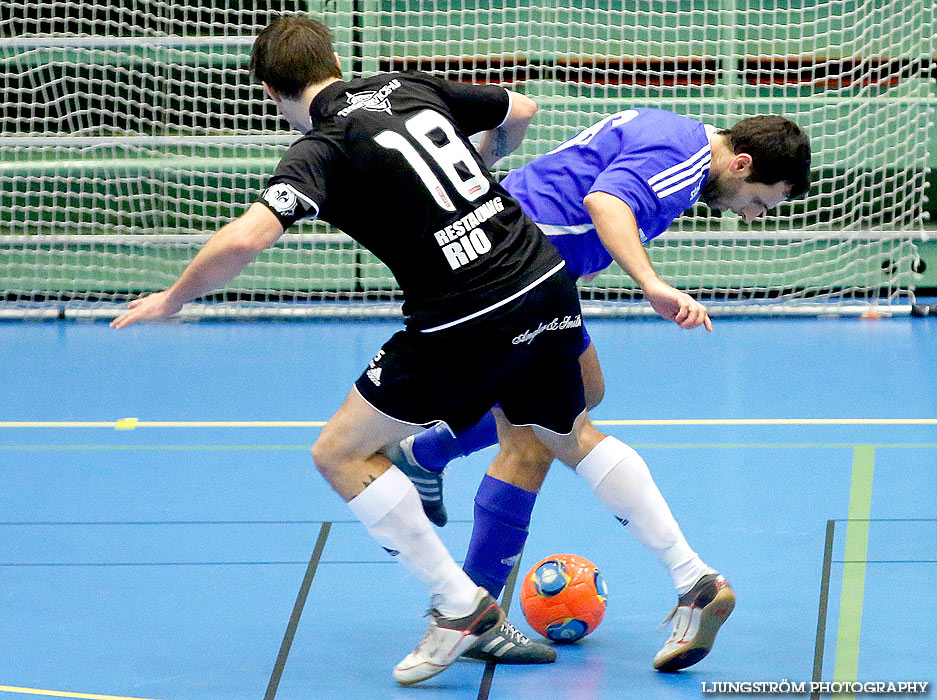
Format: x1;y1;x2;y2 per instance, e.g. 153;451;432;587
460;648;557;664
654;585;736;673
461;635;557;665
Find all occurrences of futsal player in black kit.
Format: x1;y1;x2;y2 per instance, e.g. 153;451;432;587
112;14;734;685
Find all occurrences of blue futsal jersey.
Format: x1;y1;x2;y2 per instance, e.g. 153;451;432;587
502;108;712;278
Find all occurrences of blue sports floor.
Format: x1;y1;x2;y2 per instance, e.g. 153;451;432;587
1;316;935;700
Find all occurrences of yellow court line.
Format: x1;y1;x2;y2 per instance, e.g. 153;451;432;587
832;446;876;700
0;685;164;700
0;418;936;429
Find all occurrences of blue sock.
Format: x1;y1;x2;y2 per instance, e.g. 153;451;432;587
454;411;498;456
410;423;464;472
411;412;498;473
463;474;536;601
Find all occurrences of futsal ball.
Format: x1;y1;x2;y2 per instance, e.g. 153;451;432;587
520;553;608;643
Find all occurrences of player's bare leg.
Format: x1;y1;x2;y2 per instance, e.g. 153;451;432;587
311;389;504;684
487;411;555;491
532;412;734;671
577;342;605;410
311;388;417;498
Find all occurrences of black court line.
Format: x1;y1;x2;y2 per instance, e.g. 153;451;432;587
810;518;937;698
810;517;937;700
477;548;525;700
264;521;332;700
811;519;835;700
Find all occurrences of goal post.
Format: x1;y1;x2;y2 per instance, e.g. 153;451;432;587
2;1;933;318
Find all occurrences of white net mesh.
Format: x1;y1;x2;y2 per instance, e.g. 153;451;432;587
1;0;933;317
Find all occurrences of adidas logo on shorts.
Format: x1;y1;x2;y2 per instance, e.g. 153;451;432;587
366;367;382;386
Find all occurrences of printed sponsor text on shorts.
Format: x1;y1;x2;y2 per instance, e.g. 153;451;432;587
512;315;582;345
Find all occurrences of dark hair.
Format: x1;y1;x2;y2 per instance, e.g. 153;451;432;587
250;14;342;99
720;116;811;199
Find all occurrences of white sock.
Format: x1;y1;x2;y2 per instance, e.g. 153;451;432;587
347;466;480;616
576;436;710;594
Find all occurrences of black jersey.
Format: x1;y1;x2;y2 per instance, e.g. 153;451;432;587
258;72;563;331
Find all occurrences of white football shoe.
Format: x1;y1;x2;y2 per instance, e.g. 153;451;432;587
393;588;503;685
654;572;735;672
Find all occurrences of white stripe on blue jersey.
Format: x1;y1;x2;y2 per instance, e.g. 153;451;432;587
647;144;711;187
534;222;595;237
654;154;712;199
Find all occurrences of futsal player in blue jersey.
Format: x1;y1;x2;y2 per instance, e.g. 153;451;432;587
389;107;811;670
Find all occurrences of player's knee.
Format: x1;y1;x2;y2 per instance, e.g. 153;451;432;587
310;440;330;477
310;433;345;479
537;418;605;468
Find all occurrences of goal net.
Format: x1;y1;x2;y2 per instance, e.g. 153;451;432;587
1;1;933;318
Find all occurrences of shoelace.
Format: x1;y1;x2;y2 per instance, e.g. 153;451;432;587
658;573;716;629
498;620;531;645
658;604;679;630
660;606;692;642
412;611;442;655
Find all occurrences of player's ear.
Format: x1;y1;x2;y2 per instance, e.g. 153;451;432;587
262;81;283;104
333;52;343;75
729;152;753;178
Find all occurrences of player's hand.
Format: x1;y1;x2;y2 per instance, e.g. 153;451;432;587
109;290;183;329
642;279;712;332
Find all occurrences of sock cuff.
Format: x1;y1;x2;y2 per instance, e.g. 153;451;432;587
575;436;639;490
474;474;537;528
346;466;413;529
426;557;466;592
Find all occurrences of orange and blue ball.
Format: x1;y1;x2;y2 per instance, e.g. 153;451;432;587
520;553;608;643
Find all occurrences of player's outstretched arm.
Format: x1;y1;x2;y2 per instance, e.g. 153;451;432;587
584;191;712;332
110;203;284;329
475;91;537;169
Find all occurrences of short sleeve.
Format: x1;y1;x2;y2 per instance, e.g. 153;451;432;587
258;137;335;229
415;74;511;136
589;160;661;238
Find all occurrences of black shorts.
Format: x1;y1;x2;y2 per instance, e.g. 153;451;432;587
354;267;586;435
